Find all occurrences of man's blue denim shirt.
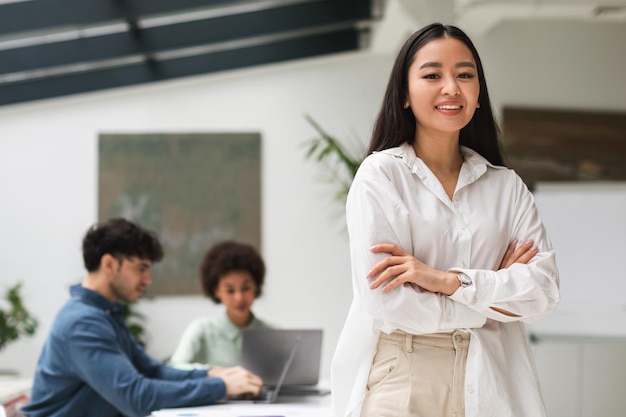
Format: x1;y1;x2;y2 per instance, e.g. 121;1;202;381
22;285;226;417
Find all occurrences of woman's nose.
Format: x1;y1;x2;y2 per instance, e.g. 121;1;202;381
442;77;460;96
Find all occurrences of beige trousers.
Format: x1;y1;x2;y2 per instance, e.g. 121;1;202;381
360;330;470;417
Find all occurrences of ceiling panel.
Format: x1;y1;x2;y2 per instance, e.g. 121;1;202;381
0;0;377;106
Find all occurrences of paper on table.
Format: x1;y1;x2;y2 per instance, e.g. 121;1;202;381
151;402;331;417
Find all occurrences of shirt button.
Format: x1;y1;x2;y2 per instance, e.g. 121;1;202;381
468;385;474;394
460;224;466;229
461;262;467;267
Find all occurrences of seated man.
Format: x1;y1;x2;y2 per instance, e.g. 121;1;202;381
21;218;262;417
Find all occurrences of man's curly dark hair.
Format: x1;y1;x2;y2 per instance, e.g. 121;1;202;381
82;218;164;272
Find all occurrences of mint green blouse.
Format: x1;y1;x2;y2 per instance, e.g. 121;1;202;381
168;309;271;369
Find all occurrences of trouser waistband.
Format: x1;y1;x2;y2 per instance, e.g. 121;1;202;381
380;329;470;352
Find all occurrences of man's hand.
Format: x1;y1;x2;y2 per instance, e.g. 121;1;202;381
208;366;263;397
207;366;226;377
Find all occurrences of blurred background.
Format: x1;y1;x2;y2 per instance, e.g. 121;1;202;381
0;1;625;416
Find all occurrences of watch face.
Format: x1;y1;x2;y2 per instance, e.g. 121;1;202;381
458;273;472;287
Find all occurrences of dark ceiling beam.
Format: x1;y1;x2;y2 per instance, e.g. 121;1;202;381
0;28;361;107
0;0;372;75
0;0;255;37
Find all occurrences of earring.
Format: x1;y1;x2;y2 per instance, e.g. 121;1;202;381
476;102;481;109
403;102;409;109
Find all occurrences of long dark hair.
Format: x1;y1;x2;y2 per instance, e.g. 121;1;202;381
367;23;503;166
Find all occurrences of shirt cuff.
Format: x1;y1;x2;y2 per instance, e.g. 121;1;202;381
447;268;479;306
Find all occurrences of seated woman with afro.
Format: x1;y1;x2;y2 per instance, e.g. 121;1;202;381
169;240;271;370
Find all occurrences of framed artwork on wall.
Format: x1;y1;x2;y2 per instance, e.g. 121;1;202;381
98;133;261;296
502;107;626;188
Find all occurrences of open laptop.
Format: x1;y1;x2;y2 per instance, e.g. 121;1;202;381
226;334;300;404
239;328;327;395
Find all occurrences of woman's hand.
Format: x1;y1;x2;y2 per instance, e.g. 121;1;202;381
490;239;537;317
499;239;537;269
367;239;538;296
367;243;458;294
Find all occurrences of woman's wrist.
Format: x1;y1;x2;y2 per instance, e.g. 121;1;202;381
440;271;461;295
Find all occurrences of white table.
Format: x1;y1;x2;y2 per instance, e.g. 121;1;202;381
151;393;332;417
0;377;31;404
0;376;31;417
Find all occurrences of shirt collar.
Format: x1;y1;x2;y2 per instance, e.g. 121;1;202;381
218;309;262;341
70;284;125;316
381;142;504;182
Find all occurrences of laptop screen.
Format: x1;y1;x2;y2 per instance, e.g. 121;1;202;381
239;328;323;387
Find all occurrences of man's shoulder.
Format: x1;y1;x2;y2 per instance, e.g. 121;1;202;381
50;298;110;337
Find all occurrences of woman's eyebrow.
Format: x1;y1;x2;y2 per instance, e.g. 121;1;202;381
456;61;476;69
418;61;476;69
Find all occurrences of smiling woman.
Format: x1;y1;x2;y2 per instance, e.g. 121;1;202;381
331;23;559;417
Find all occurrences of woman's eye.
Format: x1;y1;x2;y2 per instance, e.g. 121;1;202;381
423;74;439;79
458;73;475;79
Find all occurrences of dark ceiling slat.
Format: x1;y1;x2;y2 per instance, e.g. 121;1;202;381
0;0;372;75
0;0;247;37
0;29;361;107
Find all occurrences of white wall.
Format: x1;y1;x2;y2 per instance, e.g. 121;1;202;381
478;19;626;113
1;19;625;392
0;50;391;378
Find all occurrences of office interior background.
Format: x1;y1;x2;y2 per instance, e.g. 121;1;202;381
1;1;625;416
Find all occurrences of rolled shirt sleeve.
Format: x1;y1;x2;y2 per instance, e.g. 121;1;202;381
449;173;560;323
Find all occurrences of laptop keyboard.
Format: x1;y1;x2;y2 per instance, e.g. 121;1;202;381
227;387;274;402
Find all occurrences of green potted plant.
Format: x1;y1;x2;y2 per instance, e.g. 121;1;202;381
120;300;149;347
303;114;365;214
0;282;38;354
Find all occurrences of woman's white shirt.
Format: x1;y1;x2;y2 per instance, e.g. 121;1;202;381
331;143;560;417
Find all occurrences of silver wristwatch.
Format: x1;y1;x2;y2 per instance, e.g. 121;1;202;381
457;272;472;288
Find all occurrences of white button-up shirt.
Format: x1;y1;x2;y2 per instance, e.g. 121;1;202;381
331;143;560;417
